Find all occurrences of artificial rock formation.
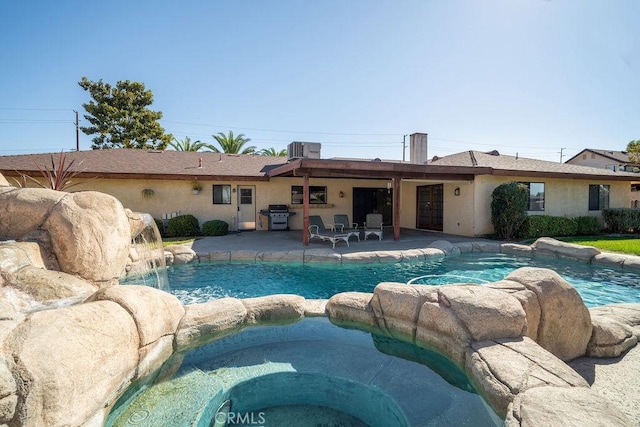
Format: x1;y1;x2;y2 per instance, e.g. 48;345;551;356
325;267;635;424
0;187;131;286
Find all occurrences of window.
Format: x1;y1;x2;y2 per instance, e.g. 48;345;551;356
589;185;610;210
239;188;252;205
521;182;545;211
582;154;587;160
291;185;327;204
213;185;231;204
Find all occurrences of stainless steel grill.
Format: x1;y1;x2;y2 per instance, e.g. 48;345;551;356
259;204;294;231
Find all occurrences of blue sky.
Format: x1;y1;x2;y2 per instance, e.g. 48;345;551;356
1;1;638;162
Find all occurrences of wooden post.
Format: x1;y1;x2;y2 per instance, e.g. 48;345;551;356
393;176;401;240
303;174;310;245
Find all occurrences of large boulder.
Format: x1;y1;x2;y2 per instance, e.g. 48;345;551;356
326;292;378;332
0;241;97;310
0;188;65;241
370;283;439;341
5;301;139;427
175;297;247;352
506;267;592;361
42;191;131;286
467;337;589;417
0;188;132;286
242;294;306;325
89;285;185;346
531;237;600;262
164;244;197;265
587;315;638;358
439;285;527;341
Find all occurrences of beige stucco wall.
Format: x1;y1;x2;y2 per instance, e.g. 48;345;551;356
443;181;476;236
473;175;632;236
24;173;632;237
567;152;622;169
67;176;394;231
398;180;476;236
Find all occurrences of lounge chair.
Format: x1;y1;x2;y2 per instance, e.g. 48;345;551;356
308;215;350;248
333;214;360;241
363;213;383;241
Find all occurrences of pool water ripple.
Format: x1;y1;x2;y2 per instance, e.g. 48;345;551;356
130;253;640;307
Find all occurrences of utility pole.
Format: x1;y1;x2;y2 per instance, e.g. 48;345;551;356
73;110;79;151
559;147;566;163
402;134;407;162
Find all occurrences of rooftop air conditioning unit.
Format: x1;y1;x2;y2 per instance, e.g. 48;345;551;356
287;142;321;160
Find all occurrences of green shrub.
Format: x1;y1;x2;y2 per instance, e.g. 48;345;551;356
153;218;166;237
602;208;640;233
574;216;601;236
167;214;200;237
520;215;578;239
491;182;529;240
202;219;229;236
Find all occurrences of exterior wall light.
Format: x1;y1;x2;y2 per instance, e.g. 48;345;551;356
454;187;461;196
339;191;344;198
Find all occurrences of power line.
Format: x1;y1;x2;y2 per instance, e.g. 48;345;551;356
161;120;401;137
0;107;73;111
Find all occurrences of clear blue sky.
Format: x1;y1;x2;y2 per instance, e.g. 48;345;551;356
1;1;638;162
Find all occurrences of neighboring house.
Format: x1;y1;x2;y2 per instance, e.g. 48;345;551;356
0;142;637;239
566;149;640;207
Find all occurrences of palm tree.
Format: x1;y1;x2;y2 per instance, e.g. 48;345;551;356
168;136;214;152
210;131;256;154
258;147;287;157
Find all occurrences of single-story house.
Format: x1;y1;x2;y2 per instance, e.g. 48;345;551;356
1;138;637;242
565;148;640;207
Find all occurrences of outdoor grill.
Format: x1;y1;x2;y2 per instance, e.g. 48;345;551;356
259;204;295;231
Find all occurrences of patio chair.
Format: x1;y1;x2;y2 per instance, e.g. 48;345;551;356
333;214;360;241
308;215;349;248
363;213;383;241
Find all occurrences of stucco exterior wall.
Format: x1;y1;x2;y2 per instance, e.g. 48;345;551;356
473;175;631;236
397;180;476;236
566;152;623;169
69;177;394;231
442;181;476;236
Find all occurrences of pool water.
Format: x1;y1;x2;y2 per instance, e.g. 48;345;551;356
158;253;640;307
106;317;501;426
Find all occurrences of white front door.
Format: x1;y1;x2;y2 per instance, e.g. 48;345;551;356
237;185;256;230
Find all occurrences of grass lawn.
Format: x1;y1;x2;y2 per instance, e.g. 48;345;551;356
559;235;640;256
162;237;198;247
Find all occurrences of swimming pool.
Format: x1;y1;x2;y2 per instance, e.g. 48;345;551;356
156;252;640;307
106;317;501;426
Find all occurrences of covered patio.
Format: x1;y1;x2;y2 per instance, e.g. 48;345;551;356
267;157;479;245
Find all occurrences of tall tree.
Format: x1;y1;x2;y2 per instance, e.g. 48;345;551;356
258;147;287;156
169;136;214;152
627;139;640;163
78;77;172;150
210;131;256;154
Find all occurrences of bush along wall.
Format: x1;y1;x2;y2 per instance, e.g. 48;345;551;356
491;182;529;240
167;214;200;237
602;208;640;233
202;220;229;236
519;215;578;239
574;216;602;236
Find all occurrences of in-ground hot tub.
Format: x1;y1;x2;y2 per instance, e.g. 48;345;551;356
106;317;501;426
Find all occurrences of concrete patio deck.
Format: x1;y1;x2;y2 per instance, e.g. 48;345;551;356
190;227;493;254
